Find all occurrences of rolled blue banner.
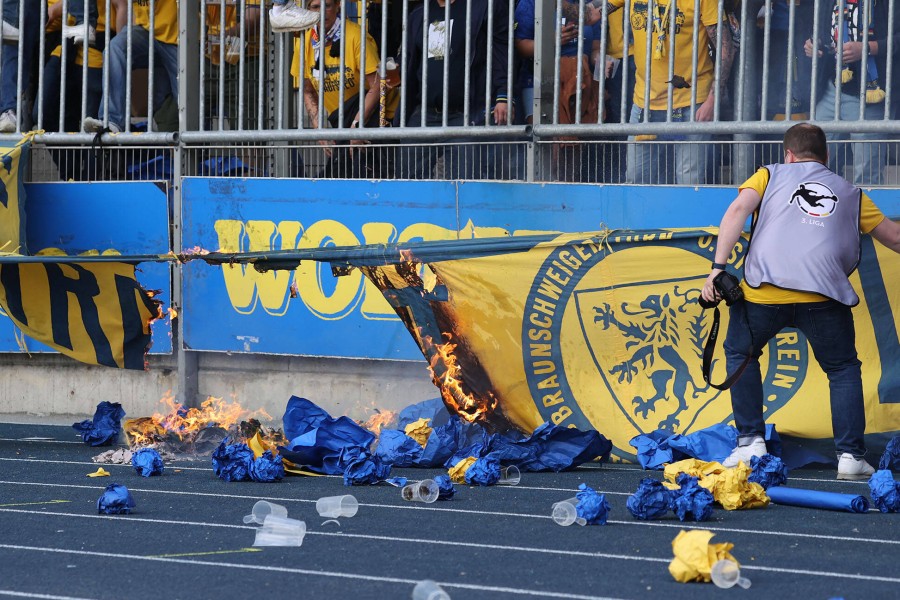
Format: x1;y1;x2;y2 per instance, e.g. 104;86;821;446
766;486;870;513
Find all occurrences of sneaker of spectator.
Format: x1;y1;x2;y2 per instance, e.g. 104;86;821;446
0;109;15;133
82;116;121;134
270;0;319;32
63;23;96;45
1;20;19;42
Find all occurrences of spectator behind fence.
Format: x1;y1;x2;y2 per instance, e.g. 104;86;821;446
396;0;510;180
0;0;40;133
805;0;900;186
579;0;735;185
204;0;261;130
270;0;319;32
515;0;600;182
63;0;97;45
83;0;179;134
291;0;396;178
36;0;124;134
752;1;815;167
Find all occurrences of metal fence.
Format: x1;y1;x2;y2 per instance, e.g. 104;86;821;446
5;0;900;185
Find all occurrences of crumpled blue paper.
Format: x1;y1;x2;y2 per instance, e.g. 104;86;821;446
465;456;501;486
629;430;684;470
434;474;456;500
868;470;900;513
416;416;470;467
97;483;135;515
666;423;739;463
749;454;788;489
211;438;255;482
670;474;714;522
341;447;392;486
384;477;408;487
131;448;164;477
576;483;610;525
444;422;612;473
626;478;672;520
878;436;900;471
279;396;376;475
397;398;449;429
249;450;285;482
374;429;424;467
72;401;126;446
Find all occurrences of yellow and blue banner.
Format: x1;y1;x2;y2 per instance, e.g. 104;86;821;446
0;139;29;252
350;228;900;459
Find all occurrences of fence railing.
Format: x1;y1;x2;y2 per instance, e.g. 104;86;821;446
3;0;900;185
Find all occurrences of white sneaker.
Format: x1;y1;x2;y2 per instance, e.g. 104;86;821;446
0;110;16;133
836;453;875;481
83;117;121;134
63;23;96;45
269;1;320;32
722;436;767;468
1;20;19;42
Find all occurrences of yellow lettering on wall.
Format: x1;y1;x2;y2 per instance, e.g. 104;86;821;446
360;222;399;320
214;220;301;316
295;220;364;320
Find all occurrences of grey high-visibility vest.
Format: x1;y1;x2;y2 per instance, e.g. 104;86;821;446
743;161;862;306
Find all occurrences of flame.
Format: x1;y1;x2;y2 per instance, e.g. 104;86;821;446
361;408;397;436
425;333;497;423
124;391;275;447
167;306;178;320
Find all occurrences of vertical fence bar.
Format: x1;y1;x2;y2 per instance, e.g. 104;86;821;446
218;0;226;130
359;0;367;130
59;0;69;132
400;0;408;125
885;0;895;119
642;0;653;124
506;0;513;125
463;0;472;126
810;0;821;120
200;0;207;130
784;0;796;121
858;0;870;120
665;0;676;120
125;1;133;131
834;0;845;122
149;0;157;132
36;0;47;129
620;4;631;123
574;0;585;124
338;0;347;128
442;0;450;126
420;0;429;126
712;0;724;122
553;0;562;124
80;0;90;128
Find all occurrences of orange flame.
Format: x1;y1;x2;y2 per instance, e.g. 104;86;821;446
361;408;398;436
124;392;275;447
424;333;497;423
167;306;178;320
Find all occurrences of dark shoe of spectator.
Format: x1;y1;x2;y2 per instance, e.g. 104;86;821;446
1;20;19;42
270;1;319;32
63;23;96;45
0;110;16;133
83;117;122;134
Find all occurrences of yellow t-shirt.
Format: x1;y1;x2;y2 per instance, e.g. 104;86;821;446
134;0;179;45
205;0;261;64
49;0;116;69
290;21;397;120
738;166;885;304
610;0;720;110
607;9;626;60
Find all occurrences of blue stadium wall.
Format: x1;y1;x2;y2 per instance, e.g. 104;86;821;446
6;179;900;361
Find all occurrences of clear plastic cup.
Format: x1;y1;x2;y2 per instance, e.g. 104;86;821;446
412;579;450;600
551;497;587;526
401;479;440;503
316;494;359;519
498;465;521;486
243;500;288;524
710;559;751;589
253;514;307;547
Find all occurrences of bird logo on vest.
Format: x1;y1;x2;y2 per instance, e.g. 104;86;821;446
790;182;838;218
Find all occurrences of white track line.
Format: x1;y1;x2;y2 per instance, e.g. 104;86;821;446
0;591;96;600
2;516;899;586
0;438;83;445
0;544;619;600
0;480;894;546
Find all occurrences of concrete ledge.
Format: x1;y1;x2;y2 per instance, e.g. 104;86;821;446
0;352;438;424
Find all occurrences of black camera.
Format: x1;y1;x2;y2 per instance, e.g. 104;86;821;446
699;271;743;309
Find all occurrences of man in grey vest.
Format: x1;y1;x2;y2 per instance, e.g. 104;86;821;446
702;123;900;480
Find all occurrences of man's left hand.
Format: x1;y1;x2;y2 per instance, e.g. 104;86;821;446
492;103;510;125
696;95;715;122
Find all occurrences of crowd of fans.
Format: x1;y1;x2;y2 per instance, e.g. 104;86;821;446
1;0;899;185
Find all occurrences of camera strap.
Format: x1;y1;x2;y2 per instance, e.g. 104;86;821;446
701;305;752;390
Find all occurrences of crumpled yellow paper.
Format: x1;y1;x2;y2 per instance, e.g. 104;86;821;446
668;529;738;583
86;467;110;478
664;459;769;510
448;456;477;483
404;417;433;448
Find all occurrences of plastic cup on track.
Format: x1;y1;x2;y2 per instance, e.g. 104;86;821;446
243;500;288;524
552;497;586;526
710;559;751;589
401;479;440;503
412;579;451;600
316;494;359;519
498;465;521;485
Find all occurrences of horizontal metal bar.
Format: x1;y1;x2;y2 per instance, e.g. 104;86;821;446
534;121;900;138
180;126;533;144
10;133;181;146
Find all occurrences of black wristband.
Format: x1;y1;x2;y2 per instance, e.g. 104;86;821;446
712;262;727;270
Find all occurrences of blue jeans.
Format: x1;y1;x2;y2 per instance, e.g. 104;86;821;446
68;0;98;26
100;26;179;130
0;0;40;114
815;85;886;186
625;103;710;185
35;54;102;132
396;109;479;180
724;299;866;458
